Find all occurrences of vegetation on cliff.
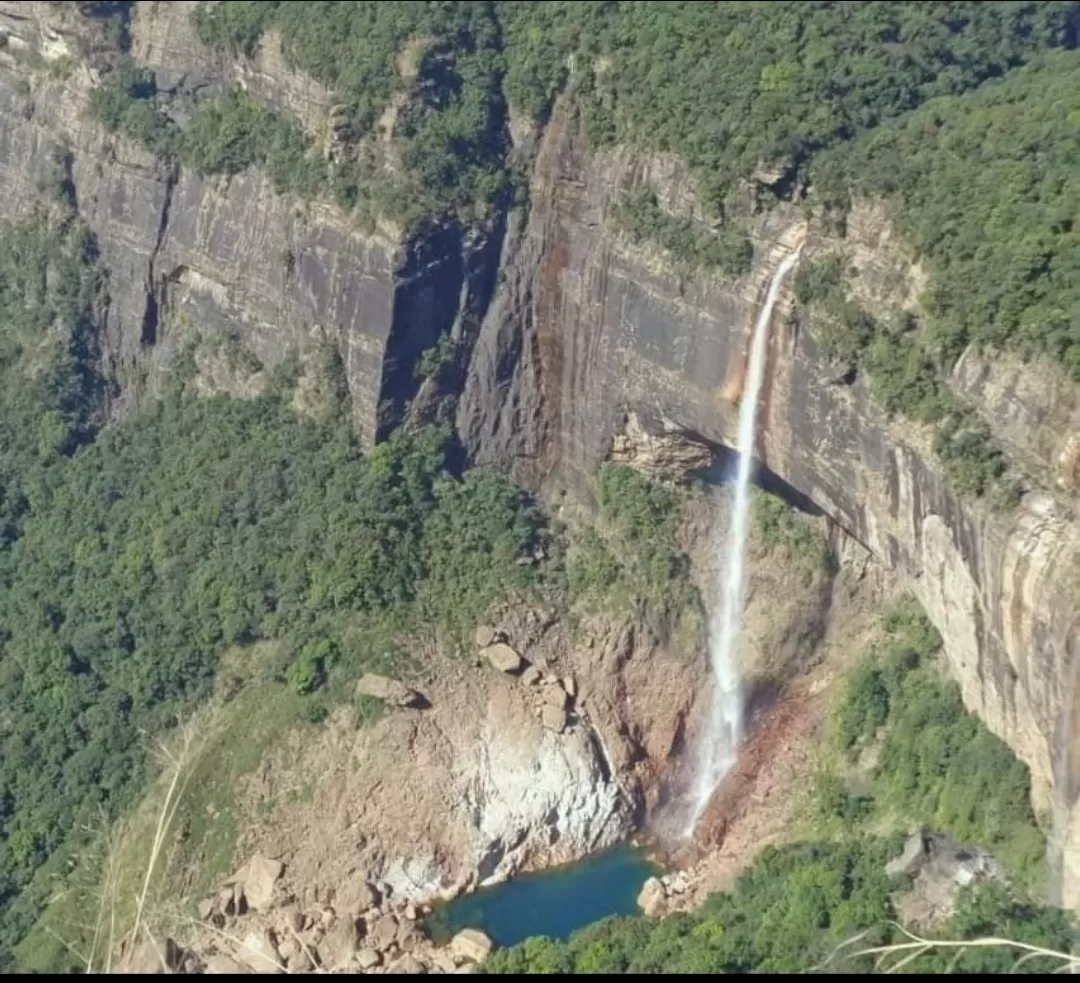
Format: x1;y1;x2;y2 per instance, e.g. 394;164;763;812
486;601;1066;974
566;464;700;631
818;50;1080;380
812;600;1045;888
792;256;1013;499
0;220;549;967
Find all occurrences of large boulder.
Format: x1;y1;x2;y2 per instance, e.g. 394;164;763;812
388;953;427;974
235;853;284;912
481;643;524;674
637;877;667;918
450;928;493;965
541;681;569;710
356;674;425;708
319;915;361;970
356;948;382;970
885;829;929;878
368;912;400;951
540;703;567;733
474;625;505;649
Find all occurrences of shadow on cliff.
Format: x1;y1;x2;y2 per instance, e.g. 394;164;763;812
693;440;826;519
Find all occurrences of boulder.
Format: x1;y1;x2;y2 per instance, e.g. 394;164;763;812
541;682;569;710
541;703;567;733
286;947;314;973
562;675;577;699
215;885;238;918
117;937;182;974
237;929;285;974
482;643;524;674
396;919;424;952
885;829;929;878
369;912;400;951
357;674;425;708
520;665;541;686
235;853;284;912
428;948;460;974
637;877;667;918
197;897;215;921
280;904;305;934
320;915;361;969
356;948;382;970
389;953;427;974
450;928;493;965
336;877;381;915
474;625;502;649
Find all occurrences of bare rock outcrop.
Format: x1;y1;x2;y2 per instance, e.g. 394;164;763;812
637;876;667;918
481;642;524;674
357;674;426;709
450;928;493;965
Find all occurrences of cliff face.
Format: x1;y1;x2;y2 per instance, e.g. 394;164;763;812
460;98;1080;902
1;2;1078;905
0;1;500;444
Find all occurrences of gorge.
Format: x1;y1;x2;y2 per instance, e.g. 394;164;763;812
0;0;1077;975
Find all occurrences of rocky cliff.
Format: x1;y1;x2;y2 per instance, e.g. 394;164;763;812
1;1;1077;908
458;98;1080;901
0;0;503;444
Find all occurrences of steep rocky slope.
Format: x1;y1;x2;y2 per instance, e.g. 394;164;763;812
459;99;1080;902
0;0;1076;912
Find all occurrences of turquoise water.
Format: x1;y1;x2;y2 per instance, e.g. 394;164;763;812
426;844;658;947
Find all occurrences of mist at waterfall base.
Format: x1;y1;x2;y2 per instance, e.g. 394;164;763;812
685;249;803;836
425;845;657;948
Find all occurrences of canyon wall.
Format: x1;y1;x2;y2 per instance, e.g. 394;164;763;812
0;1;1077;903
459;99;1080;902
0;1;501;445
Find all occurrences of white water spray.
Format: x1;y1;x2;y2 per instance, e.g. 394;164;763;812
687;247;802;831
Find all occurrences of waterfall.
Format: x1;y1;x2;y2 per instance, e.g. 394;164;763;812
687;247;802;831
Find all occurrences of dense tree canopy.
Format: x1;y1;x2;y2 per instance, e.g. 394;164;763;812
0;218;545;966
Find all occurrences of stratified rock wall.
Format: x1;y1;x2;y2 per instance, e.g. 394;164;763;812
459;96;1080;903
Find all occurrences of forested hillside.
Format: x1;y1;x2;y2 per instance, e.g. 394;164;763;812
0;204;547;964
1;0;1078;971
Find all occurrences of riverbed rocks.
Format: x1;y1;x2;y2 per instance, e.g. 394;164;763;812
189;865;497;974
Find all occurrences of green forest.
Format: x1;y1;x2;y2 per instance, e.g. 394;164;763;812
0;206;548;966
2;0;1079;972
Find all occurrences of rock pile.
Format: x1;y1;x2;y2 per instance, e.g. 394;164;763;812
475;625;577;734
175;854;495;974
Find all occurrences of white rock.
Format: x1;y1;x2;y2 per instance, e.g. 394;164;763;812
237;930;284;974
356;948;382;970
450;929;493;964
637;877;667;918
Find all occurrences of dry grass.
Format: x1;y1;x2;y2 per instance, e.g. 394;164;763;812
822;923;1080;975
